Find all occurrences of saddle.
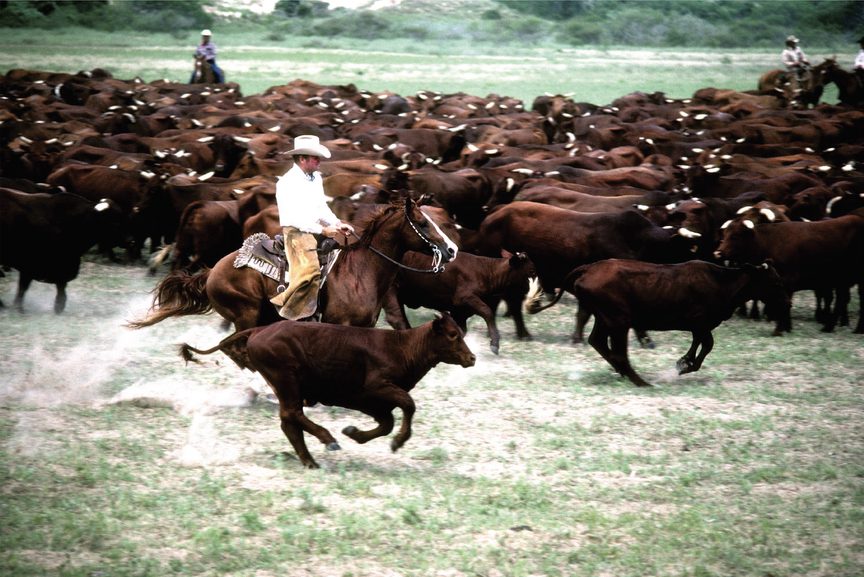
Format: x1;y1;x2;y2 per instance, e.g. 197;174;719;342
233;232;340;293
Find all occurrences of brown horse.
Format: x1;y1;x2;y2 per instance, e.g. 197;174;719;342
822;62;864;106
191;54;215;84
129;198;458;331
757;58;837;108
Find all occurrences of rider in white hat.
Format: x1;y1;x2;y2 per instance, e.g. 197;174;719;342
781;35;810;92
191;28;224;83
270;135;354;320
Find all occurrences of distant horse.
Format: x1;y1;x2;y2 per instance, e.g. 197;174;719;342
821;63;864;106
129;197;459;332
758;58;837;108
191;54;215;84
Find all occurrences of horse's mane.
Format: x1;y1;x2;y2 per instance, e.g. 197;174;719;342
342;199;407;252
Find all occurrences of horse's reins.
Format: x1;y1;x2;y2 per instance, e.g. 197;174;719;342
345;202;447;274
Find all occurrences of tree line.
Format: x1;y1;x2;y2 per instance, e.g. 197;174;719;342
0;0;860;48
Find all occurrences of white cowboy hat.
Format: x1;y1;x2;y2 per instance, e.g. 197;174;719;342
201;29;212;36
287;135;331;158
786;35;799;43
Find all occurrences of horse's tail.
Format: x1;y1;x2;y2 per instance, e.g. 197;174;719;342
127;268;212;329
179;329;255;370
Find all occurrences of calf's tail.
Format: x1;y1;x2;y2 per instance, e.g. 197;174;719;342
127;268;212;328
179;330;254;370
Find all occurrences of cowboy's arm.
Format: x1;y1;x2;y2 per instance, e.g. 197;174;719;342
316;204;354;237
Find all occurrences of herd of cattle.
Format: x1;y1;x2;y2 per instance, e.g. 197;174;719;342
1;66;862;465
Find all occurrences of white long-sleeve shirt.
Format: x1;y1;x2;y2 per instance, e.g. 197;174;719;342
782;46;808;68
275;163;340;234
855;49;864;70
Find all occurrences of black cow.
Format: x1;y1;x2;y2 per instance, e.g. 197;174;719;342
0;189;124;312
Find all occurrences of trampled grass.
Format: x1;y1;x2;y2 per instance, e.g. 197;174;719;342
1;256;862;577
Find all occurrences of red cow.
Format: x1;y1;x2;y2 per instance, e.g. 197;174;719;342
383;251;536;354
715;214;864;334
179;314;476;469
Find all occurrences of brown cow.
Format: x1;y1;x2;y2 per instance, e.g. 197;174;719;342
383;251;536;354
179;314;476;469
715;214;864;334
572;259;788;387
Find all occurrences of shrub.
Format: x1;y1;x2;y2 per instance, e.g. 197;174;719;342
311;10;390;40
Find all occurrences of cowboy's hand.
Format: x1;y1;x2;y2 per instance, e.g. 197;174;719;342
322;223;353;238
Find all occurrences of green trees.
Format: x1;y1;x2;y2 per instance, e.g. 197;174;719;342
1;0;861;47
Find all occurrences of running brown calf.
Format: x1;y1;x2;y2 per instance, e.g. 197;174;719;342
180;313;476;469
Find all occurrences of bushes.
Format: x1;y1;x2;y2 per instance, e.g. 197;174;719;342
1;0;861;47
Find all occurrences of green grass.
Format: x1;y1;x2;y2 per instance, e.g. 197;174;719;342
1;256;862;577
0;31;862;576
0;27;847;105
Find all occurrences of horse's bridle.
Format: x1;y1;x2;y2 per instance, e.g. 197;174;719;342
348;201;447;274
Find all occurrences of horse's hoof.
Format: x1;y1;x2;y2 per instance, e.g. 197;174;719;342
326;442;341;451
342;426;358;437
490;345;499;355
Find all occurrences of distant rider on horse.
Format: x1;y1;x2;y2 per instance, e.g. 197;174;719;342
782;35;810;92
855;36;864;88
190;29;224;83
269;135;355;321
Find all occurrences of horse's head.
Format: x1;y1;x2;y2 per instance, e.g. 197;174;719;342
403;196;459;270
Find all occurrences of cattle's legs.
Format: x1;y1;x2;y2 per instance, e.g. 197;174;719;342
588;322;652;387
11;275;62;312
835;286;850;327
342;410;395;445
607;327;652;387
855;282;864;334
53;282;68;314
501;294;532;340
382;287;411;330
578;308;652;349
279;405;340;469
13;274;32;312
772;291;794;335
463;295;500;354
342;388;416;452
676;331;714;375
572;305;592;344
634;329;654;349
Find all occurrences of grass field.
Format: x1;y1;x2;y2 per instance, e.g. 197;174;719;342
1;28;863;577
1;255;863;577
0;28;848;105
